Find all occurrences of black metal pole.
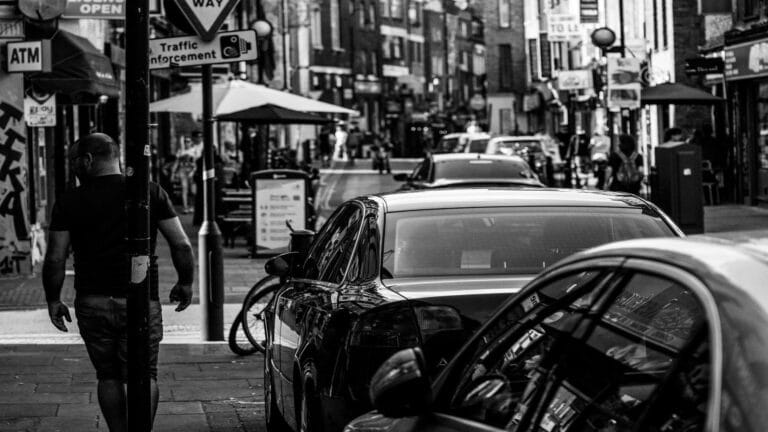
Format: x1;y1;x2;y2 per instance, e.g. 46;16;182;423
281;0;288;90
125;0;152;430
198;65;225;341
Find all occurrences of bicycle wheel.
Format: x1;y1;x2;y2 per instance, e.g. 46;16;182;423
241;275;281;353
228;312;258;356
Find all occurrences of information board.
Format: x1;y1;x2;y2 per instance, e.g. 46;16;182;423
255;178;306;250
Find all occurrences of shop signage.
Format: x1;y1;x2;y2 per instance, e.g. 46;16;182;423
24;92;56;127
173;0;241;41
548;15;581;42
62;0;162;19
353;81;382;94
557;70;593;90
148;30;257;70
580;0;599;23
607;57;641;109
685;57;724;76
0;20;23;39
6;40;51;73
724;39;768;81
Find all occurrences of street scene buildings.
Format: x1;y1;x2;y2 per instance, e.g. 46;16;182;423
4;0;768;430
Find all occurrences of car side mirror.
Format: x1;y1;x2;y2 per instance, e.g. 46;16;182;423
369;347;432;418
393;173;409;182
264;252;299;277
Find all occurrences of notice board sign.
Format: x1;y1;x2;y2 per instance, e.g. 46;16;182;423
24;92;56;127
252;170;310;254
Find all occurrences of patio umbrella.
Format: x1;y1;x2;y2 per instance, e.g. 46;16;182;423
149;79;358;116
641;82;724;105
216;104;334;124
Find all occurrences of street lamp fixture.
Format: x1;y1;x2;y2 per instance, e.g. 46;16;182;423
590;27;616;50
253;19;273;38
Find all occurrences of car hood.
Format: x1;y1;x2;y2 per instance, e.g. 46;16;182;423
383;275;532;327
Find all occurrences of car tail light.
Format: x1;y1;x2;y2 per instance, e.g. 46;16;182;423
349;306;420;348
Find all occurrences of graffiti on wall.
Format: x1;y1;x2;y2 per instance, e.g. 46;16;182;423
0;71;30;277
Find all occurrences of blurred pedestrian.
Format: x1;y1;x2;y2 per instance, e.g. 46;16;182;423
605;134;644;195
589;129;611;190
43;133;195;432
335;122;348;160
318;126;332;168
347;126;362;165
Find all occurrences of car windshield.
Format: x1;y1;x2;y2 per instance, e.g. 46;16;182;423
382;207;675;278
433;159;536;180
493;140;542;156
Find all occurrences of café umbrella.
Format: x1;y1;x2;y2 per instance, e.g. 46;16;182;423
149;79;358;116
641;82;724;105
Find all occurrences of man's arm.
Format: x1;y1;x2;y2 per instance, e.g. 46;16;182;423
43;230;72;332
158;217;195;311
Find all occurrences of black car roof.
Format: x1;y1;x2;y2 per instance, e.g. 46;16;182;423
375;188;660;213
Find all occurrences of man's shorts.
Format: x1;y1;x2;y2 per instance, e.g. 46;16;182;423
75;295;163;381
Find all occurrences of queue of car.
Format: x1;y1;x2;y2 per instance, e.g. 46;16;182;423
259;188;684;432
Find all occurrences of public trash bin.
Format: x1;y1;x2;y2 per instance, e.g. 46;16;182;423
651;143;704;234
250;169;316;258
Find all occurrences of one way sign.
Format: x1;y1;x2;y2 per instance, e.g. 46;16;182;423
174;0;242;41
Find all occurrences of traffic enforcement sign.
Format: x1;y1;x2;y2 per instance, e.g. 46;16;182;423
173;0;241;41
149;29;257;70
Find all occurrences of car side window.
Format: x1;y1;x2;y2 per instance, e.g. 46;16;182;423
444;270;615;428
303;204;364;284
411;160;430;181
510;271;709;432
347;215;380;283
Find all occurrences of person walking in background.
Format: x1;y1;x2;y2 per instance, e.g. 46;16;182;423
347;125;362;165
317;126;331;168
589;129;611;190
335;122;348;160
175;131;202;214
43;133;195;432
605;134;644;195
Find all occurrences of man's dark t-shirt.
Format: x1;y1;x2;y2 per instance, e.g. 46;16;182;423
49;175;177;300
608;151;644;194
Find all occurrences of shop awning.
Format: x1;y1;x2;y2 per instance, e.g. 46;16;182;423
641;82;724;105
28;30;119;101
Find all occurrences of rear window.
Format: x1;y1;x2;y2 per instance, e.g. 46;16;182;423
493;140;542;156
382;207;675;278
438;137;459;153
468;139;489;153
433;159;536;180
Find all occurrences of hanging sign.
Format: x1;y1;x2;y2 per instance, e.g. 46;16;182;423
62;0;162;19
6;40;51;73
580;0;598;23
607;57;642;110
557;70;593;90
24;92;56;127
148;30;257;70
173;0;242;41
548;15;580;42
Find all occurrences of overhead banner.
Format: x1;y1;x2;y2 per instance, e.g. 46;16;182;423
24;92;56;127
607;57;642;109
149;30;257;70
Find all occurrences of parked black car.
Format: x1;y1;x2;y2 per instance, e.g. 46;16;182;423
262;189;682;432
393;153;544;191
346;233;768;432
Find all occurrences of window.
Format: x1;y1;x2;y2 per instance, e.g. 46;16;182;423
528;38;539;80
431;27;442;42
499;44;513;90
303;204;364;284
359;1;366;27
498;0;511;28
392;37;403;59
311;6;323;48
331;0;341;49
348;216;380;283
368;2;377;28
379;0;389;18
390;0;403;18
431;55;444;75
370;51;378;74
459;20;469;38
409;41;423;63
382;37;391;59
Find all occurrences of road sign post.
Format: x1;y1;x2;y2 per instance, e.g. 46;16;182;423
171;0;244;341
125;0;152;430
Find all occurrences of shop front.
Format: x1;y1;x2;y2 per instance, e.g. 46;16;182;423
724;35;768;205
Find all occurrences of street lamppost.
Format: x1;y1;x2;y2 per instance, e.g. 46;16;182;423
591;27;617;150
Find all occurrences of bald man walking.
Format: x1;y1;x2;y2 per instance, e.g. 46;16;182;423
43;133;195;431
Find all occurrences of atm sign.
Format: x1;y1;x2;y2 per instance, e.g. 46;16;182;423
6;40;51;73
